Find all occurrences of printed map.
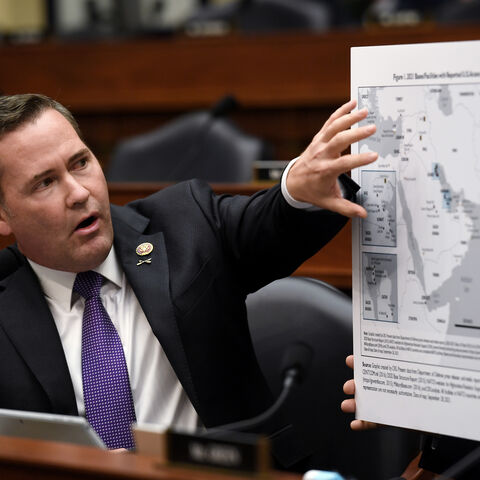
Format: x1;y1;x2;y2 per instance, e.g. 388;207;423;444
357;84;480;341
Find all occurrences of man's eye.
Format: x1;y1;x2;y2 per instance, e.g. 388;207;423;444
73;158;88;169
34;178;53;191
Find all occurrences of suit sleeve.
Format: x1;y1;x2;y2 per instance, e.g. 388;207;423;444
129;178;355;297
193;180;351;294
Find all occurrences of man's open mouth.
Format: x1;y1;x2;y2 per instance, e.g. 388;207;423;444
76;216;97;230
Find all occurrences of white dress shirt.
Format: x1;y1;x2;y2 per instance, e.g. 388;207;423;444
29;248;199;431
280;157;314;209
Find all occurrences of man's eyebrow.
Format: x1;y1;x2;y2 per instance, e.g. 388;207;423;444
67;148;91;165
30;168;54;183
29;148;91;184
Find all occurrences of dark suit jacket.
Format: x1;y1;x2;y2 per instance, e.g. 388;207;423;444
0;180;348;464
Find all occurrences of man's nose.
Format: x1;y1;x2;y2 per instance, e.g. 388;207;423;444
65;175;90;207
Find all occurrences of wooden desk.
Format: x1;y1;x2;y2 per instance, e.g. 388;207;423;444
0;435;298;480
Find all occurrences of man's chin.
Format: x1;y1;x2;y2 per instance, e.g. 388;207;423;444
17;228;113;273
53;230;113;272
71;240;113;272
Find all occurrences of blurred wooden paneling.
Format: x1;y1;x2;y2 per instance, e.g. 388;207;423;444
1;25;480;111
0;25;479;165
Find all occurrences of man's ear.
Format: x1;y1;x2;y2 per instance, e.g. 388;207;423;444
0;207;13;236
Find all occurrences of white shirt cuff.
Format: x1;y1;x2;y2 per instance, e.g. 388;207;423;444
281;157;315;209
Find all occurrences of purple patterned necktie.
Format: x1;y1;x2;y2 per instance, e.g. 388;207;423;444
74;271;136;449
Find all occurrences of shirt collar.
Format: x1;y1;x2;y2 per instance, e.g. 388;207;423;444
28;247;123;311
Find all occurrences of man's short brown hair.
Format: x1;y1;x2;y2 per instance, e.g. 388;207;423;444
0;94;81;204
0;93;81;139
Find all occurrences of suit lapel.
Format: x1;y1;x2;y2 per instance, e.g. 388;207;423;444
0;205;198;417
111;206;199;407
0;262;77;414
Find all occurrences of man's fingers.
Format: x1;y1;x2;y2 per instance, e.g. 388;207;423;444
340;398;356;413
322;108;369;144
343;378;355;395
321;197;368;218
342;354;378;432
322;99;357;132
341;398;356;413
346;354;354;369
322;123;376;157
328;152;378;177
350;419;378;431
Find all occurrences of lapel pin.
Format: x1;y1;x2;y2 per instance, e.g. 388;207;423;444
137;258;152;266
136;242;154;256
136;242;154;266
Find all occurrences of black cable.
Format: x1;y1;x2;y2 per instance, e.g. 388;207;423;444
437;444;480;479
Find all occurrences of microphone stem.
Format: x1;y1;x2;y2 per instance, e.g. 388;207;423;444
203;369;298;439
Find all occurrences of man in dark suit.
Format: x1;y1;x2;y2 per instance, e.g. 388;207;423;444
0;93;377;461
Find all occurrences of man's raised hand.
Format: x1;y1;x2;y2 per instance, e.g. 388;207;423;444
286;100;378;217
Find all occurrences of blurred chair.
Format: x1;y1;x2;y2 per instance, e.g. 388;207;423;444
106;96;271;183
435;0;480;24
246;276;419;479
188;0;331;33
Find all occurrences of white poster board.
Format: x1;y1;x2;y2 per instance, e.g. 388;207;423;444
351;40;480;441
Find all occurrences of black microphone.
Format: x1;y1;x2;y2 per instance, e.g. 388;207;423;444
204;342;313;438
210;94;238;118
